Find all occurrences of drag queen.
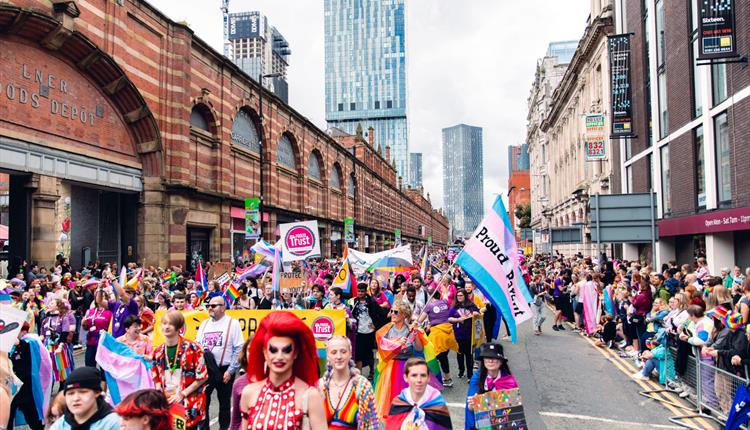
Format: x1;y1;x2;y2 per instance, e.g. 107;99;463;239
240;312;326;430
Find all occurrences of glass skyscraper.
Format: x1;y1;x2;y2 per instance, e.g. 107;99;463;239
442;124;484;238
409;152;422;189
324;0;409;178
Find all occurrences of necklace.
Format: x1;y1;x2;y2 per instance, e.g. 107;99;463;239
165;341;181;373
330;376;353;405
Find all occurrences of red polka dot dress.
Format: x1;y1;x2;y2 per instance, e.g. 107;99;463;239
246;379;304;430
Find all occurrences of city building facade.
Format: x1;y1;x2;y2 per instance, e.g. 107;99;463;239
527;41;578;253
442;124;484;239
228;11;291;103
409;152;422;189
507;144;530;233
0;0;447;274
533;0;619;256
615;0;750;271
323;0;409;179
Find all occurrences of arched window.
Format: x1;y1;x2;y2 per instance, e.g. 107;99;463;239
190;106;210;131
330;164;342;189
308;153;322;180
231;110;260;152
347;174;355;197
277;134;296;169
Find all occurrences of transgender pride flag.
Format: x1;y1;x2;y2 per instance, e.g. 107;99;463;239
456;196;534;343
96;332;154;404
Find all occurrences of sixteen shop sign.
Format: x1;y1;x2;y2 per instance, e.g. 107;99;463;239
279;220;322;262
698;0;737;60
608;34;634;138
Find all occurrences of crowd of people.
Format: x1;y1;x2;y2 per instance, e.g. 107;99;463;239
524;251;750;417
0;248;523;430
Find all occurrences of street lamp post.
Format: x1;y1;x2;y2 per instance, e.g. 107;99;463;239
258;72;281;241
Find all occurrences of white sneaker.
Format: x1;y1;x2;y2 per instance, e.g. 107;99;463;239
631;372;649;381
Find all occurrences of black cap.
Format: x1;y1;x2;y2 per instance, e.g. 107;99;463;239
64;367;103;393
479;342;505;360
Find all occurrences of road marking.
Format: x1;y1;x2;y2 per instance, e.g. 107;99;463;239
210;417;218;428
539;411;682;428
446;402;465;409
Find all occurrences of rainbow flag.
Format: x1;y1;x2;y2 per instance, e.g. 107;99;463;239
235;258;272;282
419;245;430;279
224;283;241;303
195;260;208;302
455;196;534;343
241;248;251;261
96;332;154;404
161;272;177;285
51;343;74;382
332;245;357;295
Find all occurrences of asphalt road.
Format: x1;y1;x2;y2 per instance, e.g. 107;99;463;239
62;319;718;430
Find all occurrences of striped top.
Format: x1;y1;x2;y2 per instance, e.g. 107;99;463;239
323;375;379;430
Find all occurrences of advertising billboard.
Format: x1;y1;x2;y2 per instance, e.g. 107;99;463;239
698;0;737;60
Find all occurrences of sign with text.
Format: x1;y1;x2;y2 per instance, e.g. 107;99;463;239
279;220;321;261
244;198;260;240
344;217;354;243
584;114;607;160
608;34;634;138
469;388;528;430
698;0;737;60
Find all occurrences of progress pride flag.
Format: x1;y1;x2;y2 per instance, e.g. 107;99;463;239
456;196;533;342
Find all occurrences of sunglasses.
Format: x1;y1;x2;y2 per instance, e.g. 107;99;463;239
207;304;224;308
390;309;400;315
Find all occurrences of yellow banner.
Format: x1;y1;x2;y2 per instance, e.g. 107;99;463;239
152;309;346;348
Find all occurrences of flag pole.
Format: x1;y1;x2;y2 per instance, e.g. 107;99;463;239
410;262;458;331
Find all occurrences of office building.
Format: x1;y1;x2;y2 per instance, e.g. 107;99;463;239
228;11;291;102
442;124;484;239
615;0;750;271
409;153;423;189
324;0;409;178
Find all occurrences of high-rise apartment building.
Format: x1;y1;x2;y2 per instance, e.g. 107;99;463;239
442;124;484;239
409;153;423;189
324;0;409;178
228;11;291;102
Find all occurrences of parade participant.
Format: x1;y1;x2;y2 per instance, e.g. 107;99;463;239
41;298;76;384
151;310;208;429
230;336;255;430
306;284;329;310
97;275;139;338
256;285;274;310
8;322;51;430
82;290;113;367
134;295;155;336
115;389;171;430
196;296;244;430
352;283;381;378
48;367;121;430
155;292;171;311
447;289;480;379
68;281;93;349
46;392;66;426
369;278;390;310
423;272;438;292
319;336;379;430
411;275;430;308
417;292;458;387
233;287;256;310
434;273;455;306
239;312;326;430
172;293;192;311
465;343;518;430
373;302;441;421
400;286;424;318
117;315;153;357
384;358;452;430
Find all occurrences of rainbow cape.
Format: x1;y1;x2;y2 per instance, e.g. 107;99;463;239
373;323;442;421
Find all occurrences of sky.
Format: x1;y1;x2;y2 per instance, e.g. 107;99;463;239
148;0;590;212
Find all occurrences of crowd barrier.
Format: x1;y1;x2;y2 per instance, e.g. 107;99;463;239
635;340;749;429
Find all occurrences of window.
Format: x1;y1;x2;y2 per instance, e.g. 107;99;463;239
643;0;653;146
386;100;393;109
695;126;706;209
338;103;344;111
691;39;703;117
350;102;356;110
308;153;322;180
277;134;296;169
626;165;633;193
190;106;210;131
330;165;341;189
714;112;731;205
374;101;380;109
712;63;728;105
347;175;355;197
647;154;653;191
660;145;671;215
230;110;260;152
658;71;668;138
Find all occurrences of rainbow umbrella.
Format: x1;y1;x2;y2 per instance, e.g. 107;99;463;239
367;256;414;273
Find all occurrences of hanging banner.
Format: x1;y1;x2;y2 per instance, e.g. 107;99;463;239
279;220;321;262
344;217;355;243
698;0;737;60
244;198;260;240
584;114;607;160
428;236;433;247
394;228;402;245
608;34;634;138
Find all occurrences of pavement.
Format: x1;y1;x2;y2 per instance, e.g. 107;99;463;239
60;319;721;430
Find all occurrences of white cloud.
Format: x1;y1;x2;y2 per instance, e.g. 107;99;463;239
147;0;588;212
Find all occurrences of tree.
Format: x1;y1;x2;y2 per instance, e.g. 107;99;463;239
515;203;531;229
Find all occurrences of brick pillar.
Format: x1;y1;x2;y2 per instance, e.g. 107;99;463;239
29;174;61;268
139;176;168;267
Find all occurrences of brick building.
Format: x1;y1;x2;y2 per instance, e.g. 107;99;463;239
0;0;448;272
615;0;750;271
507;144;530;233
